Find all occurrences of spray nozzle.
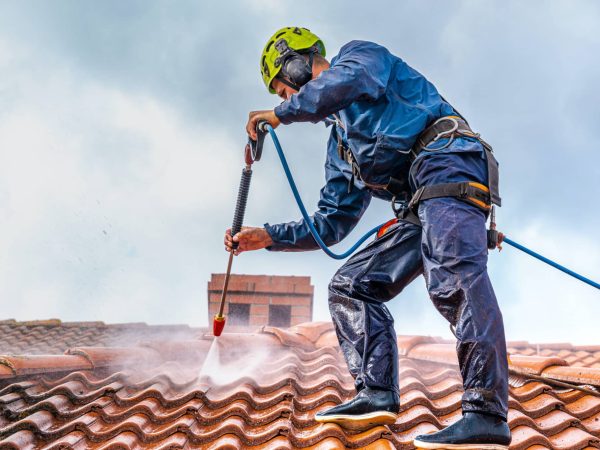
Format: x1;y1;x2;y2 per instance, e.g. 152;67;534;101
213;314;226;337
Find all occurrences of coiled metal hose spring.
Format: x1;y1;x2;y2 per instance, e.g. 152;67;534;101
230;168;252;249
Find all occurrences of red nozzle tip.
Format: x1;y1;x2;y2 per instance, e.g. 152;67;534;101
213;315;226;337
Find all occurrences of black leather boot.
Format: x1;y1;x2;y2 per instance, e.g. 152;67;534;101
413;411;511;449
314;387;399;430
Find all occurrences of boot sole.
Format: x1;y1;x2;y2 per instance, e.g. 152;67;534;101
413;439;509;450
314;411;398;430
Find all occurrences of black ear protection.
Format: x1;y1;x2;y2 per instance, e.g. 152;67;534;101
274;38;316;91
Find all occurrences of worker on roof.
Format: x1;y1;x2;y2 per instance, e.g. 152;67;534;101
225;26;511;449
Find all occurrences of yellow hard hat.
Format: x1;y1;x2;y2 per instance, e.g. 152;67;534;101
260;27;325;94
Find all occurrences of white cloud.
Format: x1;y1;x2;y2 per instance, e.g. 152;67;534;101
498;221;600;344
0;62;242;323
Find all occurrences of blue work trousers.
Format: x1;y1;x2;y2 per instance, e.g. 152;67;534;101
328;149;509;419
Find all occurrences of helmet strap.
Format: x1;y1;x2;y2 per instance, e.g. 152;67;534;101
277;76;302;92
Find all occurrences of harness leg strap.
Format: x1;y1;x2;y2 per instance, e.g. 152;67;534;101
408;182;493;213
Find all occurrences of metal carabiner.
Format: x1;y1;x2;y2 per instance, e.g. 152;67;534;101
432;116;459;142
422;117;459;152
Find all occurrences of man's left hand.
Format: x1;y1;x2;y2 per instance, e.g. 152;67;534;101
247;110;281;140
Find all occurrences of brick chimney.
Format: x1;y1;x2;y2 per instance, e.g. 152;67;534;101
207;274;314;329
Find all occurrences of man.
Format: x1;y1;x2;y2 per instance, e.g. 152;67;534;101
225;26;511;449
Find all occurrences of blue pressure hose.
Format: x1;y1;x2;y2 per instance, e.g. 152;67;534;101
501;236;599;290
264;124;600;290
265;125;380;259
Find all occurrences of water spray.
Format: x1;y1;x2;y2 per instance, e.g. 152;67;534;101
213;121;267;336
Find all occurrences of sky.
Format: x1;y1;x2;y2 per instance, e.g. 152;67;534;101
0;1;598;344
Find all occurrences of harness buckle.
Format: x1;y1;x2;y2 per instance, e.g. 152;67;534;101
408;186;425;211
391;195;403;216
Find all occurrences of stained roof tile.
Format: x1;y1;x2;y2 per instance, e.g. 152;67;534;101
0;354;92;377
66;346;162;369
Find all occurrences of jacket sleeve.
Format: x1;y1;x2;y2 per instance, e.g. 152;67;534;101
274;41;392;124
264;130;372;252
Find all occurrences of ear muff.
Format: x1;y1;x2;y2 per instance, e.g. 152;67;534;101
281;51;314;88
274;38;315;91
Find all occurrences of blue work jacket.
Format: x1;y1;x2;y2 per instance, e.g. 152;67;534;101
265;40;481;251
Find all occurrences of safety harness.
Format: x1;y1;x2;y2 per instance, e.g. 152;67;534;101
335;115;501;230
262;122;599;288
406;115;501;211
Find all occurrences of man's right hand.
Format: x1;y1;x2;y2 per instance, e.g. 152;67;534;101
246;110;280;140
224;226;273;255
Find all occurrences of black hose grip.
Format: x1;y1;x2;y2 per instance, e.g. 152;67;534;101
231;168;252;248
487;229;499;250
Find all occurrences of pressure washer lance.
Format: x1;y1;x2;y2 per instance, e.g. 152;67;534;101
213;121;267;337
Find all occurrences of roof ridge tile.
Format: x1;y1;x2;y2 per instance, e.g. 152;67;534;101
14;319;63;327
289;321;333;344
0;319;17;325
65;346;162;369
0;355;92;378
541;366;600;388
261;326;315;350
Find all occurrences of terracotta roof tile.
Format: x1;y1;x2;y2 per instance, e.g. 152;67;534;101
315;330;339;348
0;320;599;448
581;411;600;435
0;366;14;379
510;425;554;448
262;326;315;350
406;343;459;365
0;354;92;377
534;409;582;435
508;342;600;369
509;354;569;375
396;335;440;356
289;322;334;345
549;427;600;449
